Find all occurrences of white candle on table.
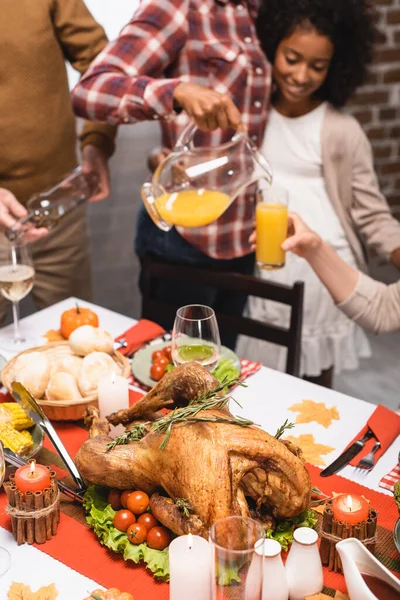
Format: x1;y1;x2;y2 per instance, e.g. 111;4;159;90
169;533;211;600
97;374;129;436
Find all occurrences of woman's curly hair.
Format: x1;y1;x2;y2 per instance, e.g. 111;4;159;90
256;0;377;108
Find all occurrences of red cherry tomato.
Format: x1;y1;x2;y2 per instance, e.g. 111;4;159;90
127;491;150;515
151;350;165;362
162;346;172;361
154;355;169;367
150;363;166;381
113;509;135;532
121;490;134;508
127;522;147;545
147;526;170;550
137;513;159;531
108;489;122;511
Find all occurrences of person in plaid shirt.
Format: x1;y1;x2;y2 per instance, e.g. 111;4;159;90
72;0;271;348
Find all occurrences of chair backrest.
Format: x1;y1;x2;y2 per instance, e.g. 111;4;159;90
141;256;304;376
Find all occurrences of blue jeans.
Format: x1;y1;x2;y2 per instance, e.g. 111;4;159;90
135;206;255;349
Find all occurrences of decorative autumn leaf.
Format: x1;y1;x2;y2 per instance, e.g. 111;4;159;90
285;433;335;466
288;399;340;428
7;582;58;600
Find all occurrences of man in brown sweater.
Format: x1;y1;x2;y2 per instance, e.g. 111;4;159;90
0;0;117;324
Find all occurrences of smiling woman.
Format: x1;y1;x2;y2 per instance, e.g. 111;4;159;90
237;0;400;387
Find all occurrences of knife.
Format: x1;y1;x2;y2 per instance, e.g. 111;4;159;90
320;428;375;477
11;381;87;492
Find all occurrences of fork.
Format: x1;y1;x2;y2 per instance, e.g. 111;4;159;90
355;441;381;472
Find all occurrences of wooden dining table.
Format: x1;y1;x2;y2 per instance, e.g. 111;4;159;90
0;297;399;598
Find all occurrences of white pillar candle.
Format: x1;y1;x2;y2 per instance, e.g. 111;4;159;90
97;374;129;436
169;533;211;600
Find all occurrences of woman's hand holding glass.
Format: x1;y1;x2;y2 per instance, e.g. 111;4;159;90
249;212;322;258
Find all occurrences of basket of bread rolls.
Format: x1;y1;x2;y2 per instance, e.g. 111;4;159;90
0;325;130;421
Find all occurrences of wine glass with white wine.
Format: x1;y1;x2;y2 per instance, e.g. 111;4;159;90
172;305;221;372
0;240;35;352
0;442;11;576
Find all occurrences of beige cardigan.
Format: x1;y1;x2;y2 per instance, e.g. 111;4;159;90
321;105;400;271
338;273;400;334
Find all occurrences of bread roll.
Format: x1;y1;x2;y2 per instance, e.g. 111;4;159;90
13;352;50;398
45;372;83;403
69;325;114;356
49;355;83;379
78;352;121;396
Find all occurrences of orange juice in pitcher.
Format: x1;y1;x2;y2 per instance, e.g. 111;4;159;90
156;189;231;228
256;187;288;270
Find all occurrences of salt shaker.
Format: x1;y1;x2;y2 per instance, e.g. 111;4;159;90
261;539;289;600
285;527;323;600
244;539;288;600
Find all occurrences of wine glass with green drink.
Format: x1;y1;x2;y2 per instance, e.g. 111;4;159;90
172;305;221;372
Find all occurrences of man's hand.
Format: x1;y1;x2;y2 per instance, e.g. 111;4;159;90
173;82;243;131
0;188;48;242
81;145;110;202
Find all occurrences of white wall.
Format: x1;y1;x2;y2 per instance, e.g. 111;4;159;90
67;0;139;88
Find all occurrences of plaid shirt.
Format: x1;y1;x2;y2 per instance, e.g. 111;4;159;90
72;0;271;259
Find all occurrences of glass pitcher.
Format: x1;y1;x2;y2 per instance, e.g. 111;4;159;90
141;123;273;231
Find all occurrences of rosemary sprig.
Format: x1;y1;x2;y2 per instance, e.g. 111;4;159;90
106;423;148;451
152;383;253;450
175;498;194;517
274;419;295;440
311;486;324;497
91;594;103;600
106;379;252;452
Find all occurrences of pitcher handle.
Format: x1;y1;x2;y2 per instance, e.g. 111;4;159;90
174;122;198;151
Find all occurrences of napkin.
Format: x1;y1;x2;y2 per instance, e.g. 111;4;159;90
115;319;165;356
379;464;400;492
348;405;400;466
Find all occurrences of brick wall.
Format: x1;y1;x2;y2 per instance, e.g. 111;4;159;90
346;0;400;217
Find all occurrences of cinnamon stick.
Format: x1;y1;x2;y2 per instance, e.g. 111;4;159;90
320;506;333;565
34;491;46;544
328;519;338;571
7;484;17;538
50;482;59;535
16;490;25;545
43;488;52;540
25;491;35;544
334;522;344;572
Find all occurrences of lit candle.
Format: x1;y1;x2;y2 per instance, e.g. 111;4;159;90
97;374;129;435
14;460;51;495
332;494;369;524
169;533;211;600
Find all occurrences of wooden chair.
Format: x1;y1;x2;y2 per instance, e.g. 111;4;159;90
141;255;304;376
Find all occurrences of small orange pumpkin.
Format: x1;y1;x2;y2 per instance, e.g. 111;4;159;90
60;304;99;339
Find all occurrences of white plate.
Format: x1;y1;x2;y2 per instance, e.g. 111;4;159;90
132;340;241;389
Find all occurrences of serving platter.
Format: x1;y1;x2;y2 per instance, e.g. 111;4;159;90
131;339;241;389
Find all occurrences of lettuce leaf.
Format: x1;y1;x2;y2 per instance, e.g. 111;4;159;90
266;508;318;551
84;485;170;581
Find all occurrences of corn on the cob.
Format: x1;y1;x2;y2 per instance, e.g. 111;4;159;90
0;422;34;455
0;403;34;430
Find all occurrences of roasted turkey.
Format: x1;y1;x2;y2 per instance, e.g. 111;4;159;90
75;363;311;537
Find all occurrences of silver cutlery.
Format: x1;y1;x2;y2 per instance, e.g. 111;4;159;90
320;428;375;477
355;441;381;472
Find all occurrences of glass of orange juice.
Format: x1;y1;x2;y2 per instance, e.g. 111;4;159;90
256;186;289;270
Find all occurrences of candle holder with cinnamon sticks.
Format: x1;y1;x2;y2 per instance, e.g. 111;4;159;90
319;500;377;573
3;469;60;545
